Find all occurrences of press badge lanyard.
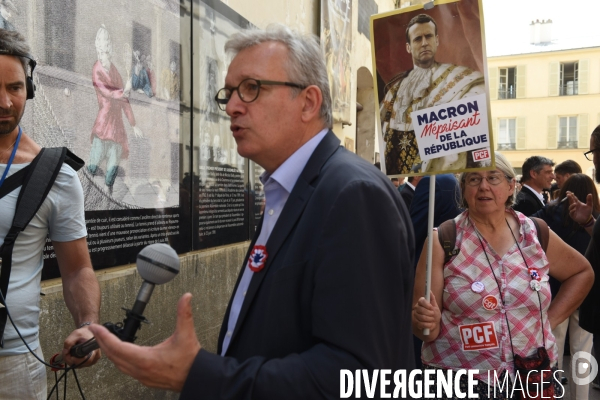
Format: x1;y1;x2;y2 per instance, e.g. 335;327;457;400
0;126;22;189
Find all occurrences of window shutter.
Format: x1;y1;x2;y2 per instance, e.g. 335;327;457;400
548;62;559;97
516;65;526;98
579;114;589;148
488;67;498;100
516;117;526;150
547;115;558;149
578;59;589;95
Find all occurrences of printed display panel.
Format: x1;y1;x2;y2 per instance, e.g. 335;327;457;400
321;0;353;124
249;161;265;237
193;0;253;249
7;0;189;278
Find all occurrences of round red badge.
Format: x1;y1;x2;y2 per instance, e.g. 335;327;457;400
482;295;498;311
248;245;268;272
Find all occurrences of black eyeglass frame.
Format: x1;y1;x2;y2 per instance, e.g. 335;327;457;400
214;78;306;111
584;149;600;161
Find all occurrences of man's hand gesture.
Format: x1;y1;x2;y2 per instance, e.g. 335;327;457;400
89;293;201;392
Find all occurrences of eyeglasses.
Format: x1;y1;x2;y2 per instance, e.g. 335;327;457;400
584;149;600;161
465;174;511;186
214;78;306;111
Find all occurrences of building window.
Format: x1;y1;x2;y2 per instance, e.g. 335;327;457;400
558;116;577;148
498;118;516;150
560;62;578;96
498;67;516;99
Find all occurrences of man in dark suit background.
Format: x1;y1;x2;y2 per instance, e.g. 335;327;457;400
90;24;416;399
400;175;422;210
513;155;555;216
409;174;461;266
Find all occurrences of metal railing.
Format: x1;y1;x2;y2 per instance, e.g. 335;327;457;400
498;88;516;99
497;143;516;150
559;83;578;96
557;140;578;149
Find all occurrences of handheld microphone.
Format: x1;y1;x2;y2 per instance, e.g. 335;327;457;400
119;243;180;342
52;243;180;366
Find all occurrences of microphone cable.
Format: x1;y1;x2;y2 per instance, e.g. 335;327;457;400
0;289;90;400
49;356;89;400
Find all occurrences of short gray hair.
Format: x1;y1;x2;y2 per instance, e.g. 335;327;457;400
225;24;332;128
459;152;517;209
0;28;32;76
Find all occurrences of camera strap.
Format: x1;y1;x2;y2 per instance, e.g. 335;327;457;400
0;147;83;347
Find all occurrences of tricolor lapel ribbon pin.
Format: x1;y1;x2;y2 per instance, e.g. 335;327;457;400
248;245;268;272
528;268;541;281
528;268;542;291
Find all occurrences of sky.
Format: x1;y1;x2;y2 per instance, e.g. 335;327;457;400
481;0;600;56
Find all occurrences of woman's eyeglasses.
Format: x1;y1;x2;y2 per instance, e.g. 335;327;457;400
465;174;511;186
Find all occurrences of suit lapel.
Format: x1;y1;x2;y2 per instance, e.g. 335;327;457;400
217;214;264;353
524;186;544;208
227;131;341;347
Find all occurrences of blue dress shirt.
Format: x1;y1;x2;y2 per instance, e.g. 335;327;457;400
220;128;328;355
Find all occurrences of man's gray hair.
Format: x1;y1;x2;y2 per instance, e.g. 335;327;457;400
521;155;554;183
0;28;32;76
225;24;333;128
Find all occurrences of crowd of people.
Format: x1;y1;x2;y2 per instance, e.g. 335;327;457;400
394;148;600;399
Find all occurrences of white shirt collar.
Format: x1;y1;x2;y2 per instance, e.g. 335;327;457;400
523;184;544;203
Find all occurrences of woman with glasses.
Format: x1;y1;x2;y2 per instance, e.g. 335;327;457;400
412;152;593;399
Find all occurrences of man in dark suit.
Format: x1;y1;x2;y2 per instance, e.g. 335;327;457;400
90;24;416;399
513;156;555;216
400;175;422;210
409;174;461;266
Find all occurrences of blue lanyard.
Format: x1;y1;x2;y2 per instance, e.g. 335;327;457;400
0;126;23;189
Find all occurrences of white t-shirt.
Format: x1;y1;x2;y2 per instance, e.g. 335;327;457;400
0;162;87;355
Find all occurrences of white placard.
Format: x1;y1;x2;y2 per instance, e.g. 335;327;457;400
411;93;491;163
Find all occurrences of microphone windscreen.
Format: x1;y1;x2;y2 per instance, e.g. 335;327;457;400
136;243;180;285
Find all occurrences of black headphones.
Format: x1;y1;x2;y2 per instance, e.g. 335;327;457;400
0;49;37;99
